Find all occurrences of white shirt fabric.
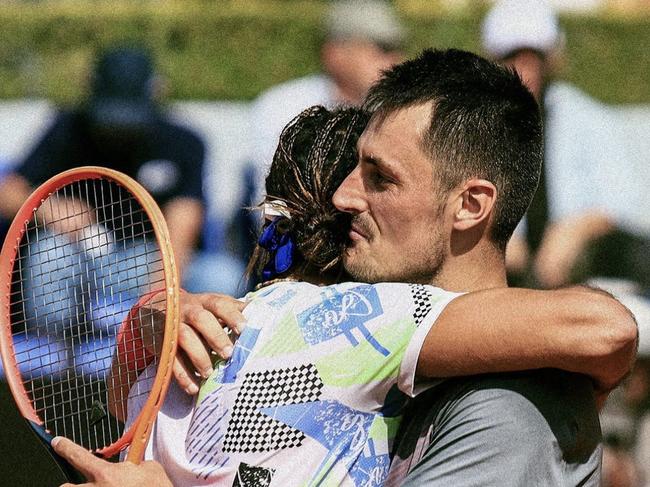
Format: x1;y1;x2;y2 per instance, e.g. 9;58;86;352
528;81;650;236
134;281;458;486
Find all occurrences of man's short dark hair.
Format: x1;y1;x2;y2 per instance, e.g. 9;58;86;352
364;48;543;249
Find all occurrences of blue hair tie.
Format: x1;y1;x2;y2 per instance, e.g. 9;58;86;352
258;218;294;281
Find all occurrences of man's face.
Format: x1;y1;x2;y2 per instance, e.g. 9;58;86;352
332;104;448;284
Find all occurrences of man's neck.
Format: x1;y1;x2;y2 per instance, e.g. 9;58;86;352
430;247;508;292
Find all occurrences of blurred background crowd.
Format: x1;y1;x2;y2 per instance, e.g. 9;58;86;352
0;0;649;485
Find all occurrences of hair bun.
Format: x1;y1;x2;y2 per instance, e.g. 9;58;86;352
252;106;368;280
296;210;350;272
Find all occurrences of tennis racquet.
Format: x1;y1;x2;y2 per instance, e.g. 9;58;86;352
0;166;179;482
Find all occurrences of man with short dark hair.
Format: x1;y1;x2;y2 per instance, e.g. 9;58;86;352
52;48;636;486
335;48;542;281
332;48;611;486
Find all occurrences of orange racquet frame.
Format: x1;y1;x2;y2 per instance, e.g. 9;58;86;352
0;166;179;463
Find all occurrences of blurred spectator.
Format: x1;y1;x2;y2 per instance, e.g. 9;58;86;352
482;0;650;294
600;357;650;486
247;0;405;206
231;0;405;268
602;443;641;487
0;46;244;294
0;46;204;278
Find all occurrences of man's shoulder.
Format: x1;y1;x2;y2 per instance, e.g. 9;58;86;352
36;109;86;143
247;74;336;165
151;116;205;150
250;74;336;128
544;81;607;123
16;109;85;179
51;108;84;127
136;117;206;181
392;370;602;486
406;370;600;460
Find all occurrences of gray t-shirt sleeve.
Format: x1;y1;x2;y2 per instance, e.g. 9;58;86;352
390;370;602;487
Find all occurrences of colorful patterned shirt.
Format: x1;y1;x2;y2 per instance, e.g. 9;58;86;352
143;281;458;486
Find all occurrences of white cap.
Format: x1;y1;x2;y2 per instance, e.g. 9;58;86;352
326;0;405;49
481;0;563;59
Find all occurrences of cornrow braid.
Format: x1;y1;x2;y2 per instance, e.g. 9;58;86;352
249;105;369;282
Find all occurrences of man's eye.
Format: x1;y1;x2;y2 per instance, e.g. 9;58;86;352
371;171;391;187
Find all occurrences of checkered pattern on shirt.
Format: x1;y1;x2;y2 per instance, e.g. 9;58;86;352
222;363;323;453
409;284;434;326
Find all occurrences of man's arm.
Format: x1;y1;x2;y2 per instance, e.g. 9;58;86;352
166;285;637;399
51;437;172;487
417;286;638;400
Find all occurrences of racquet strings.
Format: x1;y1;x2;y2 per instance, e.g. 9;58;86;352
9;177;166;454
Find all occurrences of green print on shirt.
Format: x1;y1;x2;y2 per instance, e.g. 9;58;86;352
256;312;308;358
314;317;415;387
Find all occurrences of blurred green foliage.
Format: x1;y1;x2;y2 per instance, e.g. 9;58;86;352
0;1;648;104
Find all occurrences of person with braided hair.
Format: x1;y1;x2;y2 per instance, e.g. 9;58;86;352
246;105;368;285
139;106;445;486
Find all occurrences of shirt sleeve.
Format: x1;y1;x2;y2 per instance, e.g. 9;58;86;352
396;285;461;397
288;282;457;412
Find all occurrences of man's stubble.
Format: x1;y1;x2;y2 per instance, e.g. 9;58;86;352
343;218;447;285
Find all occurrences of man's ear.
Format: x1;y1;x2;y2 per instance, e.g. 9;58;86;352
452;179;497;231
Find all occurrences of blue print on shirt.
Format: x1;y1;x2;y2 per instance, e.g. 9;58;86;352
296;285;390;356
267;288;297;308
259;400;373;453
348;442;390;487
259;400;388;486
221;327;261;384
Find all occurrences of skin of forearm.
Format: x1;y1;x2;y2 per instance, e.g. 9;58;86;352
0;173;32;219
163;198;203;279
416;287;638;390
555;285;638;391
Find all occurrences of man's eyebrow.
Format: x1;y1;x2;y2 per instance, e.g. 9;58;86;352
361;152;392;170
360;152;381;168
361;152;402;181
361;152;379;165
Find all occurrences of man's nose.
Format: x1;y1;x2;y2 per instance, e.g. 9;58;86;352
333;165;367;214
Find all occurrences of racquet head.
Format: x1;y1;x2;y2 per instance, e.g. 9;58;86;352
0;166;179;465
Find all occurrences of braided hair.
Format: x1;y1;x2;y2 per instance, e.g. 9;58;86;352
249;105;369;283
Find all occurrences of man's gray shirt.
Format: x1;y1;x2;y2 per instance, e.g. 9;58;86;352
388;369;602;486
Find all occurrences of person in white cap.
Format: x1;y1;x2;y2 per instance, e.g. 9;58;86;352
482;0;650;295
245;0;405;210
483;3;650;485
482;0;564;101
